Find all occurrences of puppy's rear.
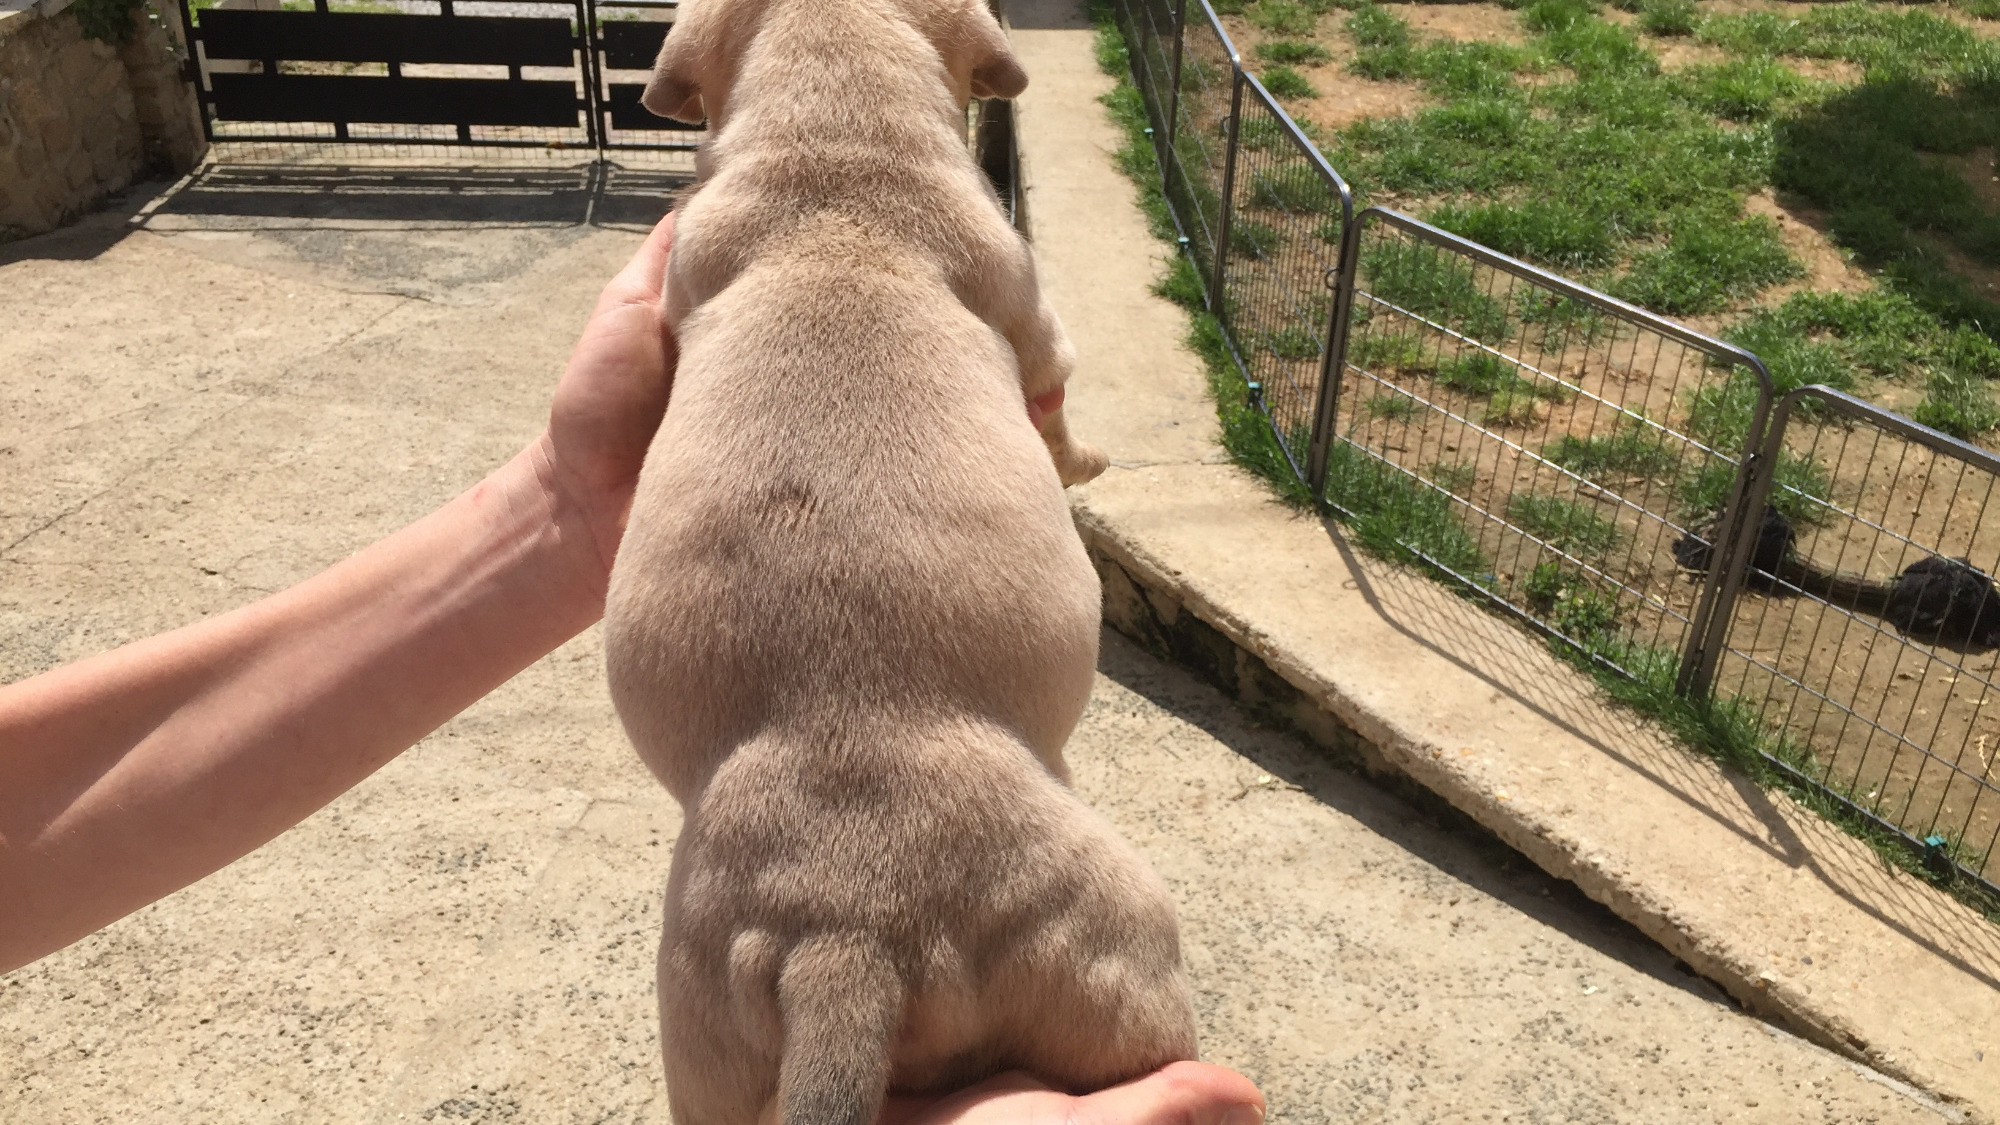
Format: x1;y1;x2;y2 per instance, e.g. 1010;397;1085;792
603;4;1198;1124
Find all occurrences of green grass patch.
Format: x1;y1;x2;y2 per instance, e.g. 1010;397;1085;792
1365;392;1422;420
1544;415;1680;480
1239;114;1326;153
1524;561;1627;638
1699;4;1996;79
1322;442;1493;577
1427;460;1479;493
1638;0;1696;37
1258;39;1334;66
1676;447;1832;523
1914;327;2000;437
1676;58;1816;122
1249;0;1318;35
1261;64;1319;100
1611;211;1802;315
1348;330;1433;372
1248;160;1340;214
1260;325;1324;360
1362;242;1513;342
1508;492;1627;555
1426;198;1619;268
1231;217;1283;256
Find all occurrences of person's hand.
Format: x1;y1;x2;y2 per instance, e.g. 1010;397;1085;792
883;1063;1264;1125
533;212;679;591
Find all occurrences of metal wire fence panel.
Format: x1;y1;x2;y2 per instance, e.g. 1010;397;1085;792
182;0;601;159
1214;74;1350;474
1709;389;2000;894
1329;209;1773;683
1161;0;1237;294
1110;0;1180;170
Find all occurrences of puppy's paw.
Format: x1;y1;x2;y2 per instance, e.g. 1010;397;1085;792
1054;441;1110;487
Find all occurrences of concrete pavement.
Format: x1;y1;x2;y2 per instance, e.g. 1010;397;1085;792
0;71;1975;1125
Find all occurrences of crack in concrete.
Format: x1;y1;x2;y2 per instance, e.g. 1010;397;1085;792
0;394;259;563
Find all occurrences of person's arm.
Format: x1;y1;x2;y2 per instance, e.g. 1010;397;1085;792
0;216;679;975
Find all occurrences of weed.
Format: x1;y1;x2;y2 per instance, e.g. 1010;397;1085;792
1238;113;1325;153
1427;198;1618;268
1249;0;1317;35
1676;447;1831;523
1248;161;1338;214
1612;211;1802;315
1322;442;1492;577
1262;64;1319;100
1524;562;1627;639
1366;392;1422;420
1485;385;1547;425
1261;325;1324;360
1348;330;1433;372
1153;254;1209;310
1676;58;1815;122
1508;493;1627;555
1427;460;1479;493
1435;350;1534;396
1257;39;1334;66
1362;242;1514;342
1544;415;1681;480
1913;327;2000;436
1346;3;1411;49
1913;367;2000;437
1638;0;1695;38
1231;217;1283;256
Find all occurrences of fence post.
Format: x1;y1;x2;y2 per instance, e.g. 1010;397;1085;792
1675;367;1779;697
581;0;603;152
1208;68;1244;318
1164;0;1187;162
1305;203;1362;498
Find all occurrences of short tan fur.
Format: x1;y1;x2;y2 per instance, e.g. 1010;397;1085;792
603;4;1197;1125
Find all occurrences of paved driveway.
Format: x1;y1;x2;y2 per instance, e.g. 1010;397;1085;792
0;181;1954;1124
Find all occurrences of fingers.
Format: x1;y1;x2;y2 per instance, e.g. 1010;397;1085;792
1072;1063;1265;1125
597;211;679;312
878;1072;1052;1125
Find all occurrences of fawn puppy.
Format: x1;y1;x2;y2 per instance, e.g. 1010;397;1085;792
602;3;1197;1125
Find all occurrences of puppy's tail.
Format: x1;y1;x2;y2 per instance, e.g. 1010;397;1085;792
776;936;904;1125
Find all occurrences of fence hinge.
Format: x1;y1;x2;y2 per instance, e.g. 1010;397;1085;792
1324;266;1341;290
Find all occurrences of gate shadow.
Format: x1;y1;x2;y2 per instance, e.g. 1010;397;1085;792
139;162;690;230
1;161;691;266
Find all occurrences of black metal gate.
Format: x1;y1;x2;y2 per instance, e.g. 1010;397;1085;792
175;0;700;156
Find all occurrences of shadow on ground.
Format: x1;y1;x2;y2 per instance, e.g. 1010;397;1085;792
1317;519;2000;993
1094;626;1739;1009
0;162;689;267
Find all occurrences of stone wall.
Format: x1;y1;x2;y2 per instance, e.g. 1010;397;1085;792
0;0;206;242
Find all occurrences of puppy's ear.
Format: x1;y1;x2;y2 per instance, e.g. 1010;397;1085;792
963;5;1028;99
642;3;710;123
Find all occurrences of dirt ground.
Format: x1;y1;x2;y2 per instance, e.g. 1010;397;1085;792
1188;0;2000;882
0;176;1968;1123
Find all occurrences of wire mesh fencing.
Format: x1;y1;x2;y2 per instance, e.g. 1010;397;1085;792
1159;0;1236;291
1104;0;2000;907
1707;389;2000;893
1113;0;1181;173
1330;210;1773;689
1212;73;1351;474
